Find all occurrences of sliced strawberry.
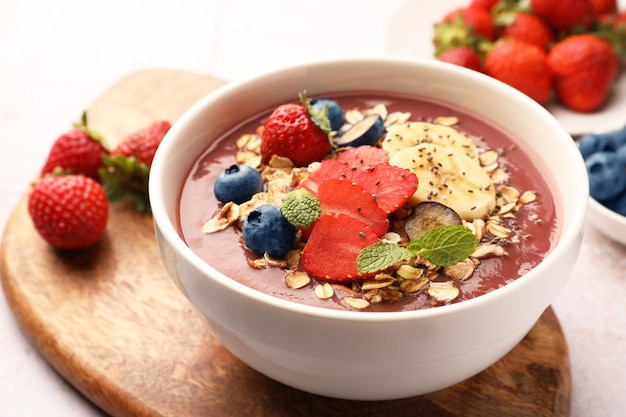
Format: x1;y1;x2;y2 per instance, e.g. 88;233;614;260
351;163;418;214
302;213;380;282
299;157;418;214
316;179;389;236
335;145;389;169
298;159;352;195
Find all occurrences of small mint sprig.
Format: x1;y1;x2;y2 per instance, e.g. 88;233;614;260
281;189;321;227
357;225;479;274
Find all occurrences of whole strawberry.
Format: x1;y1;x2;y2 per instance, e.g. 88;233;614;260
28;175;109;249
111;120;171;167
530;0;595;33
41;113;109;179
547;34;619;112
100;120;171;212
589;0;617;16
440;6;497;41
434;6;496;55
260;92;331;167
485;39;552;104
498;12;555;50
438;46;485;72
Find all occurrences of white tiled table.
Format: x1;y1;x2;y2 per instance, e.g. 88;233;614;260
1;1;624;416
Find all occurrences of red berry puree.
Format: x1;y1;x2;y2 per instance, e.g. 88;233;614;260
177;92;560;312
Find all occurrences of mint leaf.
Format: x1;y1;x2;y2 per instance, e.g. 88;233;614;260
408;225;478;267
357;242;413;274
281;189;321;227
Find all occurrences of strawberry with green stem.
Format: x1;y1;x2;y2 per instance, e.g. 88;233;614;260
260;92;332;167
40;112;109;179
99;120;171;212
547;33;619;112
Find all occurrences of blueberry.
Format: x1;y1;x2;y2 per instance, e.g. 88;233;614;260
579;133;617;160
311;98;345;131
586;151;626;201
242;204;296;258
213;164;263;204
334;114;385;147
603;191;626;215
616;144;626;166
609;125;626;147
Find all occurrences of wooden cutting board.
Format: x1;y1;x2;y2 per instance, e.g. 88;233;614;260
0;69;571;417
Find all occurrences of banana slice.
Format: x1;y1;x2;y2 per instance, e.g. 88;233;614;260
389;143;496;221
382;122;479;159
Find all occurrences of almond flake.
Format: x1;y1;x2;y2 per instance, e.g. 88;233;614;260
479;150;498;167
520;190;537;204
343;296;370;309
314;282;334;299
361;276;394;290
435;116;459;126
400;277;429;294
285;271;311;289
201;202;240;233
471;243;506;259
444;259;477;281
427;281;459;303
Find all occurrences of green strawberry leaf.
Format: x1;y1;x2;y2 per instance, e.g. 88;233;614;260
408;225;478;267
299;90;331;134
99;154;151;212
357;242;413;274
281;188;321;227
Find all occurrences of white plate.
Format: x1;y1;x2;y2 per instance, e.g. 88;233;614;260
383;0;626;136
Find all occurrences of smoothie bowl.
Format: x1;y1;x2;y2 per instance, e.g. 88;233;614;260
149;58;587;400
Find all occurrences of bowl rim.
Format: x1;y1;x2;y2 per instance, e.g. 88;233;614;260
150;56;589;323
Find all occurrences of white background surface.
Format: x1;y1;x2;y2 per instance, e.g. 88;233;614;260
1;0;625;416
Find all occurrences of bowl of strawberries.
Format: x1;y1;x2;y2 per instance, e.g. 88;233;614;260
387;0;626;136
149;57;587;400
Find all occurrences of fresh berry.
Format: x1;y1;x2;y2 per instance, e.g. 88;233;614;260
585;151;626;201
530;0;596;33
334;145;389;168
111;120;171;167
603;188;626;214
301;213;380;281
298;159;352;195
470;0;499;11
616;144;626;166
27;175;109;249
404;202;462;240
349;163;419;214
299;159;418;214
498;12;555;50
433;6;496;56
485;39;552;104
438;46;485;72
547;34;618;112
260;93;331;167
242;204;296;258
100;120;172;212
41;113;109;179
589;0;617;17
441;6;497;41
334;114;385;147
213;164;263;204
310;98;345;131
315;179;389;236
578;132;618;159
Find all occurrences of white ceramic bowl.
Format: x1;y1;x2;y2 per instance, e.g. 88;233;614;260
587;197;626;245
149;57;588;400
